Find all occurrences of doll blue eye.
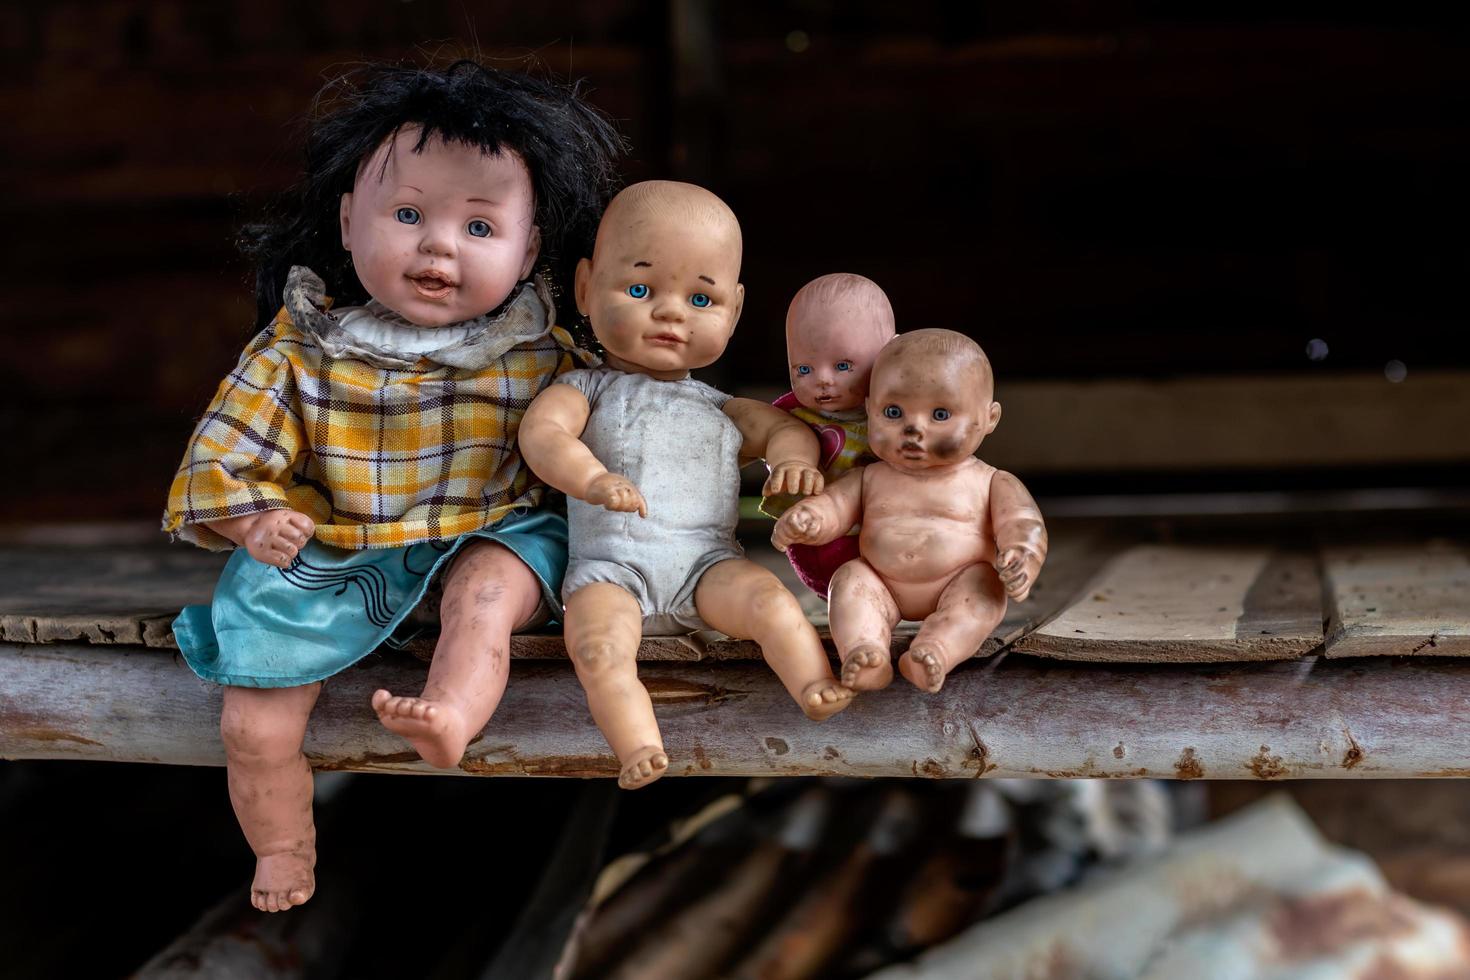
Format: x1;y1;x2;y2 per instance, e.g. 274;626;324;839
627;284;649;299
690;293;711;308
395;207;421;225
883;405;902;419
796;365;812;376
466;219;491;238
836;361;853;372
932;408;951;421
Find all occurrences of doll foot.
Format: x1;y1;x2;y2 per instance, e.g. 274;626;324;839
251;851;315;913
800;679;854;721
840;645;894;692
898;644;948;694
371;689;470;769
618;746;669;790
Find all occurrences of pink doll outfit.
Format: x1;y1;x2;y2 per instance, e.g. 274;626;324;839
759;391;875;597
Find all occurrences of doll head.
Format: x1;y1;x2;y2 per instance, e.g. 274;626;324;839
574;180;745;380
337;128;538;326
244;60;624;328
867;329;1002;472
785;274;895;413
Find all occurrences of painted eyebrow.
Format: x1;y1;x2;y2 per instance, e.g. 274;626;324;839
698;275;716;285
466;197;497;205
399;184;424;193
632;260;652;268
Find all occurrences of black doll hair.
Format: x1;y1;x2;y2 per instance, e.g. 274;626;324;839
240;59;626;329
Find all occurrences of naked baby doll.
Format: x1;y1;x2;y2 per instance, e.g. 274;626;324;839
519;181;853;790
771;329;1048;694
760;273;895;597
162;62;621;911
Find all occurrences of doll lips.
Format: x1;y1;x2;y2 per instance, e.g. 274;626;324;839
407;272;456;299
646;332;686;348
899;441;926;458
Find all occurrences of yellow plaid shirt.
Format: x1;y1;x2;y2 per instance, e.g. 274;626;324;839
164;300;585;551
758;392;873;522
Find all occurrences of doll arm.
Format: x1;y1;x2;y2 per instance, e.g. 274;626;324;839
163;343;310;552
990;470;1048;601
722;397;824;497
771;469;864;552
519;383;647;516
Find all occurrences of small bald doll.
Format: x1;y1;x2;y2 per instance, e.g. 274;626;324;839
771;329;1047;694
760;274;895;597
519;181;853;790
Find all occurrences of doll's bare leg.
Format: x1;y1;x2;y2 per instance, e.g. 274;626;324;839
220;683;321;913
898;563;1008;694
695;559;853;720
563;583;667;789
373;541;542;768
827;558;902;692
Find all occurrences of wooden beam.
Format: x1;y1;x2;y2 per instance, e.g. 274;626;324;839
7;643;1470;779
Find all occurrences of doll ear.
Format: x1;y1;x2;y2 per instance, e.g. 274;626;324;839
727;282;746;334
986;401;1003;433
574;257;593;315
339;193;354;251
519;225;542;281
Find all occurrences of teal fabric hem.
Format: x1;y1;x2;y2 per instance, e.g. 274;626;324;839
174;508;567;690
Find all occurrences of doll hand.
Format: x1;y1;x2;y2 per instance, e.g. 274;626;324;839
222;509;315;568
586;472;648;518
994;546;1041;601
763;461;825;498
771;502;825;553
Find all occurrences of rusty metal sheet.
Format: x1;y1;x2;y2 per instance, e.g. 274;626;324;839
866;795;1470;980
6;643;1470;779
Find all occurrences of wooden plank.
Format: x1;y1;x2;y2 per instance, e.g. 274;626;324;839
1323;541;1470;658
1016;544;1323;662
0;529;1108;662
8;642;1470;779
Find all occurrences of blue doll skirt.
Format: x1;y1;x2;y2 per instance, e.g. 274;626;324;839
172;508;566;689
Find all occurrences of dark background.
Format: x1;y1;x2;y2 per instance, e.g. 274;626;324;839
3;0;1467;521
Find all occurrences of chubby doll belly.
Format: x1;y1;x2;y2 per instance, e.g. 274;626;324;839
859;517;995;591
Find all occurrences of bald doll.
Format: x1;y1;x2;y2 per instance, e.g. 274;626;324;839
761;273;896;597
519;181;853;790
772;329;1048;694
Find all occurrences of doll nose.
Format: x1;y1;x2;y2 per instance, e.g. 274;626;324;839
418;224;455;257
650;296;686;322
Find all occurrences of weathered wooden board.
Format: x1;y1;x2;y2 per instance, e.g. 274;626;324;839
7;642;1470;779
1323;541;1470;658
0;545;224;647
0;528;1109;663
1015;544;1324;662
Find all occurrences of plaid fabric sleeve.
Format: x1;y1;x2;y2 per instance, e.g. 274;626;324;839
162;332;307;550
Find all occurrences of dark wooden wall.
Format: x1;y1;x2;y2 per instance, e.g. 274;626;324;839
2;1;1467;520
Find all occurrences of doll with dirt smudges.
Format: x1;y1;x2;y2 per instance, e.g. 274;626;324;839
772;329;1047;694
162;62;621;911
519;181;853;790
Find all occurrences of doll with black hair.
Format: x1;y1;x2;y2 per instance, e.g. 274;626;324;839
163;60;622;912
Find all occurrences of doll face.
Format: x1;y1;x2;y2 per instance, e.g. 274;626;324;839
340;128;540;327
786;312;890;413
576;212;744;380
868;351;1000;472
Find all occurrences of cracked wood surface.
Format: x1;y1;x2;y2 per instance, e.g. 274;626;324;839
6;642;1470;779
1322;540;1470;658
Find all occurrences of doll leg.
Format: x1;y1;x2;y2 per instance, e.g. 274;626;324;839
827;558;903;692
373;540;542;769
220;682;321;913
695;559;853;721
898;563;1008;694
563;582;667;789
